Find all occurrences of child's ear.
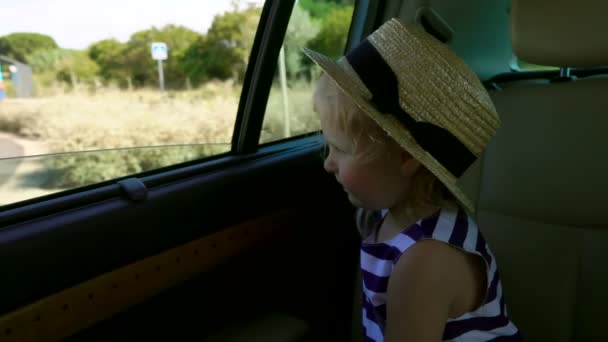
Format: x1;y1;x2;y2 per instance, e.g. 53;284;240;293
400;150;420;177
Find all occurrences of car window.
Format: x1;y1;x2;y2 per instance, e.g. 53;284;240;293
510;56;559;72
0;1;270;207
259;0;356;144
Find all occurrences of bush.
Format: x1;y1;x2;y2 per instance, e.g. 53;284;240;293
40;144;229;188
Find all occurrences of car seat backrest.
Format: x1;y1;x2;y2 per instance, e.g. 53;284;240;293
477;0;608;340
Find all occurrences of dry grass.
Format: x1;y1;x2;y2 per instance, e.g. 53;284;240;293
0;80;319;152
0;81;241;153
0;79;319;192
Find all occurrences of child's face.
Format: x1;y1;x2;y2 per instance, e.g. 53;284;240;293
320;110;416;211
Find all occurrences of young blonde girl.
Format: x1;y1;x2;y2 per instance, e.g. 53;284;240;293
306;19;522;341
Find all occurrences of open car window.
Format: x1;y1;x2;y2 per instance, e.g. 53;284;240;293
260;0;356;145
0;0;356;208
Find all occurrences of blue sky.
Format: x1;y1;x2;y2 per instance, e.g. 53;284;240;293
0;0;265;50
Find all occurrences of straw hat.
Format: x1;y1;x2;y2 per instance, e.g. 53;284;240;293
304;18;500;213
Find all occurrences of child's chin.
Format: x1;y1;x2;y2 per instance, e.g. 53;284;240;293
346;193;365;208
346;194;384;211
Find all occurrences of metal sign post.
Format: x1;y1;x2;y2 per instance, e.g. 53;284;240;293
151;42;168;93
0;64;4;101
157;59;164;92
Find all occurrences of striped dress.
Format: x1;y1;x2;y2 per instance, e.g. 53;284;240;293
360;208;522;341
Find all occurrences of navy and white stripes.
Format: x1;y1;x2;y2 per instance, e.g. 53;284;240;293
360;208;522;341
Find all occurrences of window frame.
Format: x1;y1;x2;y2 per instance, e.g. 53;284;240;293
256;0;371;148
231;0;296;154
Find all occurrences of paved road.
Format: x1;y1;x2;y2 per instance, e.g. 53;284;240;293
0;137;24;186
0;137;24;157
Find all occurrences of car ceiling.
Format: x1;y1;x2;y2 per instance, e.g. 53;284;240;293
375;0;514;80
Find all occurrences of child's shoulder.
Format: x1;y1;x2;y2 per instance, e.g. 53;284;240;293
355;206;476;237
390;236;486;316
414;207;480;243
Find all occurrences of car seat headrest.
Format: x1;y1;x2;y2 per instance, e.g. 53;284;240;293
511;0;608;67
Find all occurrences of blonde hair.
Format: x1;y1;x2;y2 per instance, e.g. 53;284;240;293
313;73;460;215
407;167;459;214
313;73;391;162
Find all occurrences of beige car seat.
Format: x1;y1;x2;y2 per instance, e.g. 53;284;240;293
478;0;608;340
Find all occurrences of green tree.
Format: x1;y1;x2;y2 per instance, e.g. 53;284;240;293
299;0;351;19
306;5;354;60
179;5;262;84
26;48;97;89
88;39;129;85
121;25;201;88
283;4;320;79
26;48;73;73
55;50;100;85
0;33;58;62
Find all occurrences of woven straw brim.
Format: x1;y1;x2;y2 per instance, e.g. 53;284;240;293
304;48;475;213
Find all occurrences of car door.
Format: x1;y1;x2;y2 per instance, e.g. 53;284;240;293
0;1;378;340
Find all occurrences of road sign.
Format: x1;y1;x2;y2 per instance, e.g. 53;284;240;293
151;42;168;60
151;42;167;93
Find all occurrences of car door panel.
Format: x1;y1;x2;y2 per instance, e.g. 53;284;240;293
0;139;360;341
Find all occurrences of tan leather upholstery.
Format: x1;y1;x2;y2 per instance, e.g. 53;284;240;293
476;1;608;339
511;0;608;67
483;78;608;224
478;75;608;341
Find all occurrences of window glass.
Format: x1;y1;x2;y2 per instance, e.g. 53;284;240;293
511;56;560;72
260;0;356;144
0;0;264;206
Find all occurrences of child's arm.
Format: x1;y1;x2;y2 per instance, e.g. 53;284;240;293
384;240;470;342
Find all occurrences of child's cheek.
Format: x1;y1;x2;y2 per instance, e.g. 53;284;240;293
338;166;364;195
